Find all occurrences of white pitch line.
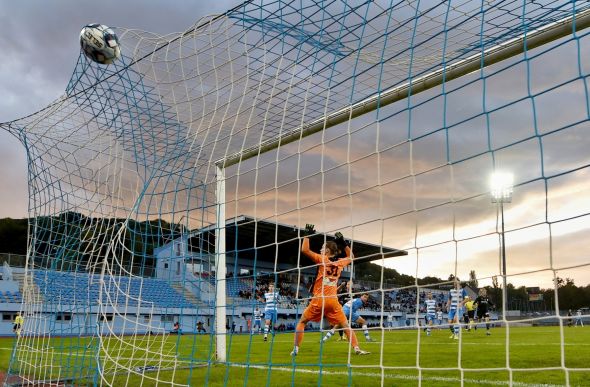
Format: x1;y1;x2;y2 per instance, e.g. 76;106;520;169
252;339;590;346
0;346;575;387
233;363;567;387
3;340;590;352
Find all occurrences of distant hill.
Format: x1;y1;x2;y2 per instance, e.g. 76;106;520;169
0;217;28;254
0;214;443;285
0;213;183;274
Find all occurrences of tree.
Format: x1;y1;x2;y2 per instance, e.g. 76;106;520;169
418;276;444;286
492;275;500;308
555;277;565;288
0;217;28;255
468;270;478;288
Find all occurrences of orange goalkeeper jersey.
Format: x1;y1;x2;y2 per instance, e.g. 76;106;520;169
301;238;352;298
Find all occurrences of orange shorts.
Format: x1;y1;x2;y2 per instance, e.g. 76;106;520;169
301;297;347;326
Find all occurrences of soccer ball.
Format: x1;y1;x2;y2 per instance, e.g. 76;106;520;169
79;24;121;65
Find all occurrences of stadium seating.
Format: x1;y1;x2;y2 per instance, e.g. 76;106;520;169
195;273;451;314
0;291;22;303
205;276;253;297
32;270;194;309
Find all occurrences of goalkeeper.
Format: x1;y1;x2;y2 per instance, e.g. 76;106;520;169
291;225;369;356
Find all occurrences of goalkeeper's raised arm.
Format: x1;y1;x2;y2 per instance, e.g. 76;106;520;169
300;226;354;264
301;224;321;263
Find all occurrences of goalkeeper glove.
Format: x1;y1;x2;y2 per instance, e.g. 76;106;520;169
334;232;350;248
303;224;315;236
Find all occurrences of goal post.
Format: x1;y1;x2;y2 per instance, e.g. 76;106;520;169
215;165;227;362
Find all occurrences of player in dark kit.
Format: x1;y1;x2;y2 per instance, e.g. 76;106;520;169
322;280;350;342
474;288;495;336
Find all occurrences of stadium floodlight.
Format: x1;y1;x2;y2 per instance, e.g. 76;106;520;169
490;171;514;204
490;171;514;319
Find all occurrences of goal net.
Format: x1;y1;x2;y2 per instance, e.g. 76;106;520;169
1;0;590;386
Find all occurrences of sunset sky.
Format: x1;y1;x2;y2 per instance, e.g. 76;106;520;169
1;1;589;290
0;0;237;219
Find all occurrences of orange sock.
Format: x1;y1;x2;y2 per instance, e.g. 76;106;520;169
294;322;306;347
344;327;359;348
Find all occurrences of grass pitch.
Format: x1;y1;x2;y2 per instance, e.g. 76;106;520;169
0;326;588;386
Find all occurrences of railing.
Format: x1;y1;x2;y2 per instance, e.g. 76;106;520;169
185;273;215;304
0;253;27;268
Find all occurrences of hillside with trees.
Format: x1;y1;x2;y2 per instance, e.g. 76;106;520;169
0;213;184;275
1;216;589;311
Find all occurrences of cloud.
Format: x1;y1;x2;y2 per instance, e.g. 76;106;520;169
1;1;589;290
0;0;237;218
0;0;237;123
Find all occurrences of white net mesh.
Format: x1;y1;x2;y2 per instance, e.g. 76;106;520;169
1;0;590;385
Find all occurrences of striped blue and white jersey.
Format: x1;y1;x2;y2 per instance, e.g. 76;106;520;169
425;299;437;315
264;291;280;311
254;309;262;321
343;297;364;312
448;288;466;311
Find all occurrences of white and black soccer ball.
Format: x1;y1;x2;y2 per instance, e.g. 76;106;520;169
79;24;121;65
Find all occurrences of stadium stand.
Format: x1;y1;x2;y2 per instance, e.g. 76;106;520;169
32;270;195;309
0;291;22;303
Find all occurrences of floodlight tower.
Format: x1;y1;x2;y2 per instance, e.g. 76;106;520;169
490;171;514;318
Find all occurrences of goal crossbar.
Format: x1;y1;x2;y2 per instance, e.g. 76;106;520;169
217;7;590;169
